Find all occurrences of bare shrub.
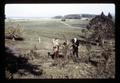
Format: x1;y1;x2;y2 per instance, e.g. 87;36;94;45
5;24;24;41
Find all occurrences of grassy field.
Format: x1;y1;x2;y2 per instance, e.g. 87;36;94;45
5;19;88;50
5;18;115;79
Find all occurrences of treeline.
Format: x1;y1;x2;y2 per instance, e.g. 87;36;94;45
52;14;96;19
81;14;96;18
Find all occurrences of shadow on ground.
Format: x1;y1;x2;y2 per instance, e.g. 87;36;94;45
5;46;43;79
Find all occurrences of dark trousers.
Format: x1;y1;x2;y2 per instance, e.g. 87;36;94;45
73;47;79;58
53;46;59;58
53;51;59;58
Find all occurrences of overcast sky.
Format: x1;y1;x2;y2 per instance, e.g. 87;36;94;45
5;4;115;18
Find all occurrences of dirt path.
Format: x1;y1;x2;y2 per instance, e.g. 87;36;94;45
60;21;84;29
60;21;73;28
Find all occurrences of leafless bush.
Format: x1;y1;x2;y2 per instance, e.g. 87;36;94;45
5;24;24;41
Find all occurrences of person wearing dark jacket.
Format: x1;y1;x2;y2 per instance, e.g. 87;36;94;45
71;38;80;58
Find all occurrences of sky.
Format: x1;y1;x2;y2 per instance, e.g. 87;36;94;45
5;4;115;18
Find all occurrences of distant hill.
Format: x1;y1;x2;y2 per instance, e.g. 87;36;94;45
64;14;81;19
52;16;63;19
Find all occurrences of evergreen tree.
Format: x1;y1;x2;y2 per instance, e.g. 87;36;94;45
101;12;105;17
108;12;112;19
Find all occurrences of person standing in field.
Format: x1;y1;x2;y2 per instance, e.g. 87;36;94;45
61;41;68;59
71;38;80;58
38;36;41;43
52;38;60;58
